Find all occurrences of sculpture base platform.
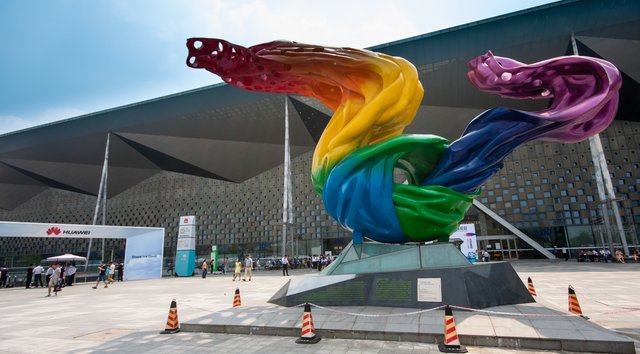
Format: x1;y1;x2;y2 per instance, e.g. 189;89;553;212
269;262;533;309
269;242;533;309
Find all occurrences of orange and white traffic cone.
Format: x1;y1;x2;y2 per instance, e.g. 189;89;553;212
296;303;321;344
160;299;180;334
568;285;588;319
438;305;467;353
233;288;241;307
527;277;537;296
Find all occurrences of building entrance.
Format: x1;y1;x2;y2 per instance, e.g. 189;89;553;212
477;235;520;261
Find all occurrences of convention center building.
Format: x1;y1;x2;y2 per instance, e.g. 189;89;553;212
1;0;638;264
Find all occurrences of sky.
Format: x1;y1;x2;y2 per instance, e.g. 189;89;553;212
0;0;558;135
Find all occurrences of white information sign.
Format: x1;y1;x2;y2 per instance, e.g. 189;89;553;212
417;278;442;302
449;223;478;260
176;215;196;251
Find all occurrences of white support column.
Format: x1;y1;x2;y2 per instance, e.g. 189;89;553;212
282;96;292;257
571;33;629;255
85;133;110;278
473;199;556;259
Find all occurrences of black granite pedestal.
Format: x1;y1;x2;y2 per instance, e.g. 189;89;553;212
271;241;534;308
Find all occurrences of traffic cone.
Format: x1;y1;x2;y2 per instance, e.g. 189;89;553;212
296;303;321;344
527;277;537;296
438;305;467;353
160;299;180;334
568;286;588;318
233;288;241;307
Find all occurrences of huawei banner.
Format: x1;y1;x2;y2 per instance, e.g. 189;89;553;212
175;216;196;276
0;221;164;281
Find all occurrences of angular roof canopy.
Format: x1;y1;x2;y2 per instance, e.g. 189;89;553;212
1;0;639;210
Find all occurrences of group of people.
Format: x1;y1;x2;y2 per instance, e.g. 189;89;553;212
575;248;638;263
199;257;231;278
40;263;78;297
92;261;123;289
477;250;491;262
232;255;254;281
0;263;78;296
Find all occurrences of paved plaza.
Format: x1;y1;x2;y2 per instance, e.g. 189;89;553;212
0;260;638;353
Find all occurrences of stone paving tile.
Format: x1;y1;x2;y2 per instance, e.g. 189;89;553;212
322;320;355;331
384;322;419;333
1;264;639;353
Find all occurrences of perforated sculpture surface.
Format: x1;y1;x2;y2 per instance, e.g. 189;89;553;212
186;39;621;244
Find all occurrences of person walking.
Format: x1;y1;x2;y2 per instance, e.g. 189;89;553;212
201;259;208;279
0;265;8;287
232;258;242;281
281;255;289;276
117;263;124;281
45;265;54;287
32;264;44;288
562;247;569;261
46;264;61;297
243;255;252;281
108;262;116;284
92;262;109;289
25;264;34;289
223;257;228;275
66;263;76;286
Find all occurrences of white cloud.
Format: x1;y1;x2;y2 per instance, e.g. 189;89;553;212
0;115;34;135
107;0;424;48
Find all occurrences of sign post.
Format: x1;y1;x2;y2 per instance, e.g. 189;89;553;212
175;216;196;276
210;245;218;272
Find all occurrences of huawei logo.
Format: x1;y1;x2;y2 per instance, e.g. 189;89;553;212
184;218;189;223
47;227;61;235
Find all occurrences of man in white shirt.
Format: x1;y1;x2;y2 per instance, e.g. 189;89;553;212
65;264;77;286
32;264;44;288
243;255;252;281
281;255;289;276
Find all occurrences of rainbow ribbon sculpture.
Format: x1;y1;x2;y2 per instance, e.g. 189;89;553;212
186;39;621;244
